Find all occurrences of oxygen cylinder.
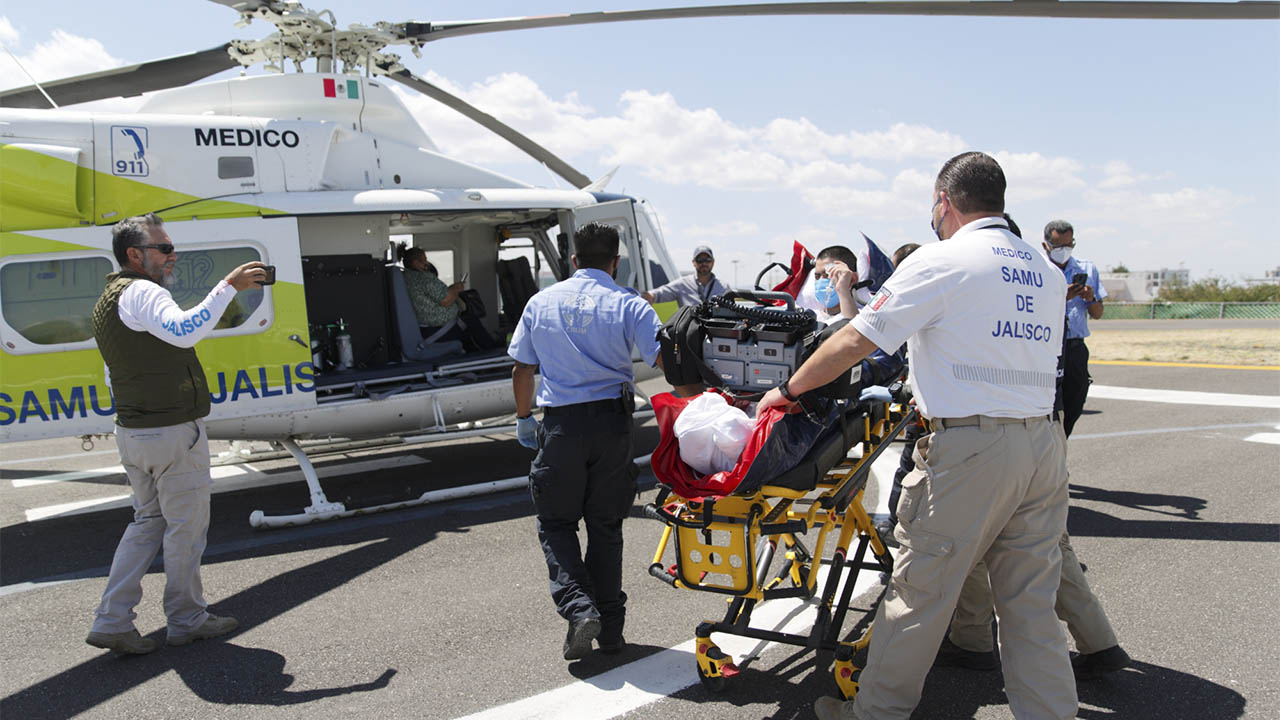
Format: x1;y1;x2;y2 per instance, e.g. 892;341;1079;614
310;325;326;370
335;318;354;369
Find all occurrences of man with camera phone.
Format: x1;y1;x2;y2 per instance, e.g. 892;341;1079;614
1043;220;1106;436
86;213;267;654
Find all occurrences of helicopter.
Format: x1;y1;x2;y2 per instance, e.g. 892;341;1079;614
1;0;1274;527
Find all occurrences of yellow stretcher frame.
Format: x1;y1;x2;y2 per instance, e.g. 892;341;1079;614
644;401;916;700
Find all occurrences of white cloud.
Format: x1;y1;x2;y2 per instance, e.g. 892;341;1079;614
760;118;965;163
993;151;1086;203
1084;185;1249;225
785;159;883;188
844;123;968;162
395;72;948;198
799;167;935;219
0;17;19;47
683;220;761;238
0;24;123;92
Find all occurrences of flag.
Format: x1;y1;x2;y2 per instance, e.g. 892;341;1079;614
861;233;895;294
766;240;815;301
322;78;359;99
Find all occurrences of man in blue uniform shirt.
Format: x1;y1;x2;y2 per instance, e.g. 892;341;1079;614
1043;220;1105;436
508;222;665;661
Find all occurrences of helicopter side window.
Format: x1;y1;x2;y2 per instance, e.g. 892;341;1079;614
170;247;266;330
0;255;113;347
217;156;255;180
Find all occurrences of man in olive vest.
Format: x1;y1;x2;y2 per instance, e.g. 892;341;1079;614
86;213;266;654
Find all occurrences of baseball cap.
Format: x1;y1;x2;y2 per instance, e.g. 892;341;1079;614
692;245;714;261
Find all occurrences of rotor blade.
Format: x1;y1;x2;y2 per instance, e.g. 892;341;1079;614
387;69;592;190
0;44;238;109
397;1;1279;42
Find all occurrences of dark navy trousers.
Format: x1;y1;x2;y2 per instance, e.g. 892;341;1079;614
529;409;636;644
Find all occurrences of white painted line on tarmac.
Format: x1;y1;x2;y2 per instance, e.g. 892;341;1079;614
1244;432;1280;446
454;446;901;720
1089;385;1280;409
0;448;119;466
455;555;884;720
12;466;126;487
22;455;429;522
24;494;134;521
1072;422;1280;441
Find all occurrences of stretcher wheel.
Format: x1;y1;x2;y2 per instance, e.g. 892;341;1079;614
697;661;728;693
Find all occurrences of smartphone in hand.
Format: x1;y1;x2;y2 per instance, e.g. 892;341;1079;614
1071;272;1087;287
260;265;277;286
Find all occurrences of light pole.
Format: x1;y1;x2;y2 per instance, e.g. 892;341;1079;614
732;259;740;288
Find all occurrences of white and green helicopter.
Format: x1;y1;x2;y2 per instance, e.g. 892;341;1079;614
1;0;1272;526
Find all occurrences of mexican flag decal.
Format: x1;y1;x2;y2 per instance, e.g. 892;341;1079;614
322;78;359;100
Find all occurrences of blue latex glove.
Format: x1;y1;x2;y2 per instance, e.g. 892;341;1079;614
516;415;540;450
859;385;893;404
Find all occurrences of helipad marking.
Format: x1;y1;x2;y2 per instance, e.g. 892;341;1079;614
453;450;901;720
1072;422;1280;441
1244;429;1280;445
1088;385;1280;409
22;455;428;522
0;448;119;466
12;466;127;487
1091;360;1280;371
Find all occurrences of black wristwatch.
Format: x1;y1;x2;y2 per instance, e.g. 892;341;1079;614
778;380;800;403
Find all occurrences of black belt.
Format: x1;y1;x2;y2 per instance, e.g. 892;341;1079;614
543;398;628;417
1065;338;1086;346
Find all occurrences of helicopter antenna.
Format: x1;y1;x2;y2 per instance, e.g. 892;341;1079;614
0;42;58;108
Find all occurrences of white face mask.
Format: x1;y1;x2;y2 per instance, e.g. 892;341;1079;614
1049;246;1073;265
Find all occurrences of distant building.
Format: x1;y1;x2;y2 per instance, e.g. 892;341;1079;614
1242;267;1280;288
1100;268;1190;302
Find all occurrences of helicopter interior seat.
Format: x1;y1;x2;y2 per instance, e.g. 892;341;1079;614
385;265;466;364
497;256;539;332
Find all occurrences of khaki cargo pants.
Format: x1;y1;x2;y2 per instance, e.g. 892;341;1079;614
91;420;212;636
951;530;1119;655
848;416;1077;720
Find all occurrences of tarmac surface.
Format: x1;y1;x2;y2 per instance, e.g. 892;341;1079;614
1;363;1277;720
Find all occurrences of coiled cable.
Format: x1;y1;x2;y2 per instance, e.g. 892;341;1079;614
707;295;817;326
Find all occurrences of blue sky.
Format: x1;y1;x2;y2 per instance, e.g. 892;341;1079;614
2;1;1277;283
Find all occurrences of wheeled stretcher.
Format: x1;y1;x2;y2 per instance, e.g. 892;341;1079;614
644;392;916;699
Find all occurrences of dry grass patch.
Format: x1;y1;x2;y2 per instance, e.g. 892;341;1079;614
1087;328;1280;366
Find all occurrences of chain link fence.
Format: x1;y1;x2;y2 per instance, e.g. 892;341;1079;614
1103;302;1280;320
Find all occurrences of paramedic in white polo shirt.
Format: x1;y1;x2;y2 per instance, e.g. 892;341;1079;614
759;152;1076;720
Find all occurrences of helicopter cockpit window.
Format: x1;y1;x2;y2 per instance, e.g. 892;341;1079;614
170;247;266;330
217;156;255;180
649;260;669;288
0;255;113;346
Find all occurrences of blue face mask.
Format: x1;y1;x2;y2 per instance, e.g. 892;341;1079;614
814;277;839;309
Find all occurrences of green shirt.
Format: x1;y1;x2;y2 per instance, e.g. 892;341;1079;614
404;268;458;327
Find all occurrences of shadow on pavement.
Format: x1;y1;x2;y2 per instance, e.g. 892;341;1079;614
172;643;395;705
910;659;1246;719
1069;483;1207;519
0;492;538;719
1068;506;1278;543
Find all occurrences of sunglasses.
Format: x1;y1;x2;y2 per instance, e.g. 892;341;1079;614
134;243;175;254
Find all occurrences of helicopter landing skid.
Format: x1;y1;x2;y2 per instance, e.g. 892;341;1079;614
248;437;346;528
